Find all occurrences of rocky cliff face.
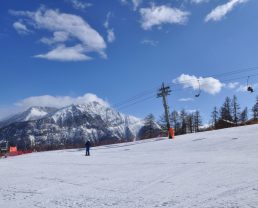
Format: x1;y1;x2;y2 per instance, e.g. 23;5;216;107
0;102;158;150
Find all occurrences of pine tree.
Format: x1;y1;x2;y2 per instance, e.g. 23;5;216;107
186;113;194;133
220;96;233;128
170;110;180;135
193;110;202;132
180;109;187;134
158;114;167;136
158;114;166;130
231;95;241;126
138;114;159;139
211;106;219;129
240;107;248;124
144;114;156;138
252;96;258;120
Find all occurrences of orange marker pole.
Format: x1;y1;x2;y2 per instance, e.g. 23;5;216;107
169;127;175;139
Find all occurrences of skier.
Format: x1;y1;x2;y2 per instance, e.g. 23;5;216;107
85;140;91;156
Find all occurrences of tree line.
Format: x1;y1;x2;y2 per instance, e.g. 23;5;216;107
141;110;203;139
141;95;258;139
211;95;258;129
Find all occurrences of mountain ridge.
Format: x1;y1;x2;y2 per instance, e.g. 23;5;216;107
0;102;160;150
0;106;58;128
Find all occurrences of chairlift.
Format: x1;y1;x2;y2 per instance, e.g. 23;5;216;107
247;76;254;93
195;80;201;97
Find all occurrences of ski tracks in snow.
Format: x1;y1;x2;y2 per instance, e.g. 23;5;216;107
0;125;258;208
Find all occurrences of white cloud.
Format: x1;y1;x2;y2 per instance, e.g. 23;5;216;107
107;29;115;43
132;0;142;10
0;106;22;120
120;0;128;6
40;31;69;45
16;93;110;109
120;0;142;10
104;12;115;43
13;21;31;34
10;7;106;61
226;82;240;89
205;0;248;22
186;109;197;114
140;5;190;30
236;83;258;92
173;74;224;95
34;44;91;61
225;82;258;92
0;93;110;120
67;0;92;10
141;39;159;46
104;12;112;29
191;0;209;4
178;98;194;102
236;85;247;92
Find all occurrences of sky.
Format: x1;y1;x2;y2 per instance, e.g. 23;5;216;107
0;0;258;124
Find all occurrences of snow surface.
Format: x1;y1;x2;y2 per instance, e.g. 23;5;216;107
0;124;258;208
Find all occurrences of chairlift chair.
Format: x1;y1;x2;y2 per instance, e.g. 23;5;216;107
247;76;254;93
195;79;201;97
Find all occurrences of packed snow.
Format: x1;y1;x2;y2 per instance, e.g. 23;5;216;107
0;124;258;208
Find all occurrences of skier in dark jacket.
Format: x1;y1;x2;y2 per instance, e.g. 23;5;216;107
85;140;91;156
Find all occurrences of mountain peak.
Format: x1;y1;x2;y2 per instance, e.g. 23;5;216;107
0;106;58;128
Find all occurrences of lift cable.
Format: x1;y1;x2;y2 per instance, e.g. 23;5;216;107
111;69;258;110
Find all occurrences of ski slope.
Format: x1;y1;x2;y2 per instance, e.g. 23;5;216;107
0;125;258;208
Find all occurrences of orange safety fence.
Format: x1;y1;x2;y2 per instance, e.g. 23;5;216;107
9;150;33;156
2;149;32;157
1;146;33;158
9;146;17;152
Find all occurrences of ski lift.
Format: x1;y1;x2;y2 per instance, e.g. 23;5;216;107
247;76;254;93
195;79;201;97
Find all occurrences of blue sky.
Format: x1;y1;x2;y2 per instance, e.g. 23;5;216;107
0;0;258;124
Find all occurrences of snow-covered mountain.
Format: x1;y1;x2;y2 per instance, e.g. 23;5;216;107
0;102;159;149
0;106;58;128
